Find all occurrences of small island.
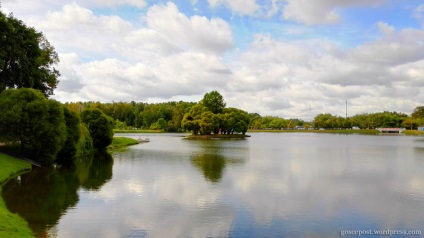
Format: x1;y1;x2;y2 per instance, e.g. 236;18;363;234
181;91;250;139
186;134;251;139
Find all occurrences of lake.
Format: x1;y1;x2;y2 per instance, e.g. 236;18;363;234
2;132;424;237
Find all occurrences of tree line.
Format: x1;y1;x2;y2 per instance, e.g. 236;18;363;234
0;88;115;164
63;99;424;132
65;90;251;135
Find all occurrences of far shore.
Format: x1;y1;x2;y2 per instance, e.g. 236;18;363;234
248;129;424;135
113;129;424;136
186;134;251;139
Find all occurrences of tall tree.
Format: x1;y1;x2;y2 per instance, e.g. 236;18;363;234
201;91;226;114
81;109;114;150
0;88;67;164
412;106;424;119
0;11;60;96
57;107;81;162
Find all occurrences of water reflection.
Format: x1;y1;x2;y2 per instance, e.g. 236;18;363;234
191;154;226;182
1;151;113;236
3;133;424;237
190;140;246;183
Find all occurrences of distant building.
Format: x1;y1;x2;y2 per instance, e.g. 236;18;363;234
418;126;424;131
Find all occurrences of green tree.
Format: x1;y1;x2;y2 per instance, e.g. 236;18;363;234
57;107;81;162
0;88;66;164
313;113;335;129
81;109;114;150
269;118;287;129
412;106;424;119
182;104;206;135
156;118;167;130
0;11;60;96
201;91;226;114
221;108;250;134
199;111;216;135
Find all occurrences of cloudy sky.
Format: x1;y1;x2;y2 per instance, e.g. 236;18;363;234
2;0;424;120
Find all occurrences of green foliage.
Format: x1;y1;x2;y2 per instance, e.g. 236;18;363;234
57;107;81;162
75;123;94;155
66;101;196;132
0;11;59;96
198;111;216;135
181;94;249;135
114;119;129;130
0;88;67;164
182;104;207;135
81;109;114;150
201;90;226;114
411;106;424;119
63;95;419;133
221;108;250;134
349;112;407;129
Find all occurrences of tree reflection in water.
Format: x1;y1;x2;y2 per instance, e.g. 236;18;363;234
191;154;226;182
189;139;245;183
1;151;113;236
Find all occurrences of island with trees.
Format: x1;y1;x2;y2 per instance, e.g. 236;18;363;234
181;91;251;138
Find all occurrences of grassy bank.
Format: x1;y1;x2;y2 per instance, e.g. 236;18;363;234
404;130;424;135
248;129;380;134
113;129;163;133
108;137;140;149
249;129;424;135
0;153;34;238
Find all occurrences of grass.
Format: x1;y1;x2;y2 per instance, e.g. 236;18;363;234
0;153;34;238
248;129;380;134
404;130;424;135
113;129;163;133
108;137;139;149
249;129;424;135
0;153;32;187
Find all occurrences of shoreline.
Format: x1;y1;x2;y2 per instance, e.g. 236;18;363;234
0;152;34;238
108;137;140;150
248;129;424;135
186;134;251;139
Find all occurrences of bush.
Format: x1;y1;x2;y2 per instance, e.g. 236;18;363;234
0;88;67;164
57;107;81;163
81;109;114;150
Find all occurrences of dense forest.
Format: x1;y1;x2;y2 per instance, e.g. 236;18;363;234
64;99;424;131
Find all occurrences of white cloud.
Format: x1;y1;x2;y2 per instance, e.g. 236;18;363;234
207;0;260;16
377;21;395;35
91;0;147;9
413;4;424;24
282;0;385;25
3;0;424;120
146;2;234;54
223;25;424;119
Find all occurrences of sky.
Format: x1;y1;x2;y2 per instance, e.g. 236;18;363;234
2;0;424;120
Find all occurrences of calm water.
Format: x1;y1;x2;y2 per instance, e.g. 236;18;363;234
3;133;424;237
